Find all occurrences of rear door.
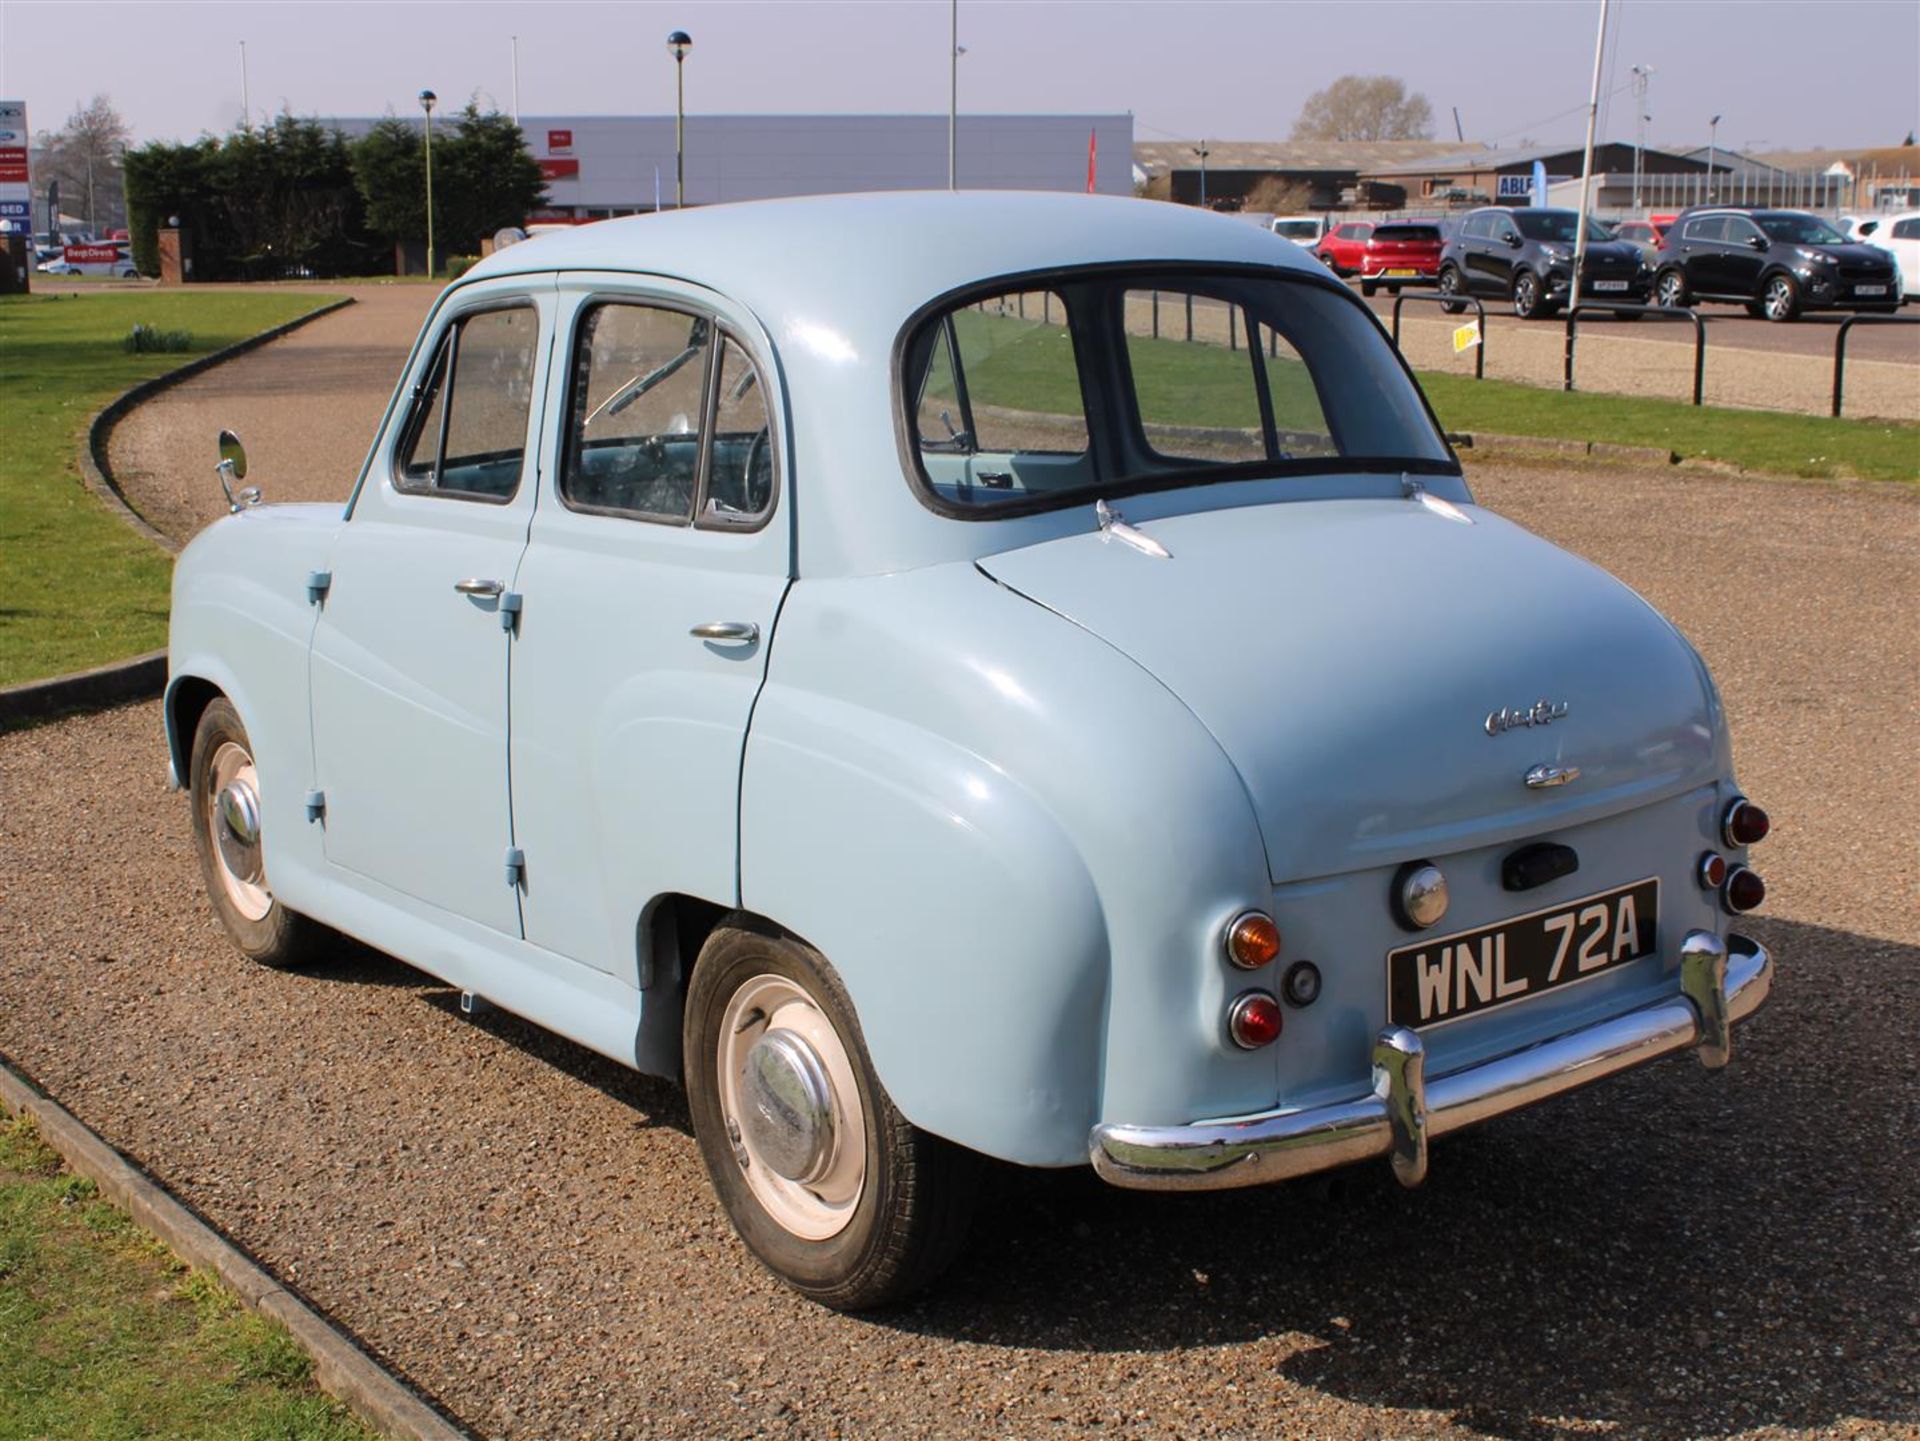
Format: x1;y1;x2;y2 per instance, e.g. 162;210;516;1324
506;278;790;980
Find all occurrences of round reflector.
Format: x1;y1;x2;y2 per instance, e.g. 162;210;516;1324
1723;799;1770;848
1723;865;1766;914
1227;991;1283;1049
1697;852;1727;889
1226;911;1281;969
1282;961;1322;1008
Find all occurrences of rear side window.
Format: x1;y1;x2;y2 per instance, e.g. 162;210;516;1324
1894;218;1920;240
562;301;776;528
397;306;538;501
1683;216;1727;242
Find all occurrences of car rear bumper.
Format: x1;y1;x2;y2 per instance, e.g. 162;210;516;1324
1090;928;1770;1192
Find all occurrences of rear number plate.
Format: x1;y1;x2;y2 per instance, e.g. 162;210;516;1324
1594;279;1631;291
1856;284;1888;296
1386;878;1659;1030
1386;267;1420;277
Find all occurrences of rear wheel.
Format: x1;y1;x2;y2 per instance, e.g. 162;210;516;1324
1762;272;1801;322
684;923;979;1310
1437;265;1468;314
187;698;329;968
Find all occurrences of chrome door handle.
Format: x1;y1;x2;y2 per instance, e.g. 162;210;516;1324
1525;764;1582;790
690;621;760;645
454;578;505;597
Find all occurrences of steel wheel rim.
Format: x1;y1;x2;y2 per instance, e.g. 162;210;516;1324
206;740;271;921
717;973;866;1241
1765;279;1792;319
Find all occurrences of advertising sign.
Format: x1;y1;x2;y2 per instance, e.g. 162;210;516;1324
65;243;124;265
0;101;28;226
538;157;580;181
547;128;573;154
0;199;28;221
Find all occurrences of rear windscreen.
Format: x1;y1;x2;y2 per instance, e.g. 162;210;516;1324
1370;225;1441;242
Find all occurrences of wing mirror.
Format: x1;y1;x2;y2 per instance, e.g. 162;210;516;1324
1747;234;1767;251
1504;232;1523;249
215;429;261;513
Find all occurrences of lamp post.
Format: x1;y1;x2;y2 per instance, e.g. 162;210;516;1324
239;40;251;129
1706;113;1722;204
668;30;692;207
418;89;437;277
1630;64;1653;210
1193;142;1211;209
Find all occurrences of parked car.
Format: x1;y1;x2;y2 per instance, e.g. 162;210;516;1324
165;192;1774;1311
1859;209;1919;299
1269;214;1330;247
1611;218;1668;255
1315;220;1374;275
1653;207;1902;320
1357;221;1445;295
1437;207;1651;319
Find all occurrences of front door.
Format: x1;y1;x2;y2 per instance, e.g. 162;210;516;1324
310;287;553;936
507;281;790;979
1719;215;1770;296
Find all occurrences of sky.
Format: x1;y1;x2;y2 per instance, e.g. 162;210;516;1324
2;0;1916;156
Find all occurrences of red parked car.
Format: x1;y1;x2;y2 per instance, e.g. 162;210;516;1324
1357;222;1445;295
1314;221;1374;276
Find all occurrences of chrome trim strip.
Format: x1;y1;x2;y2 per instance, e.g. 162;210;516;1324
1090;931;1770;1193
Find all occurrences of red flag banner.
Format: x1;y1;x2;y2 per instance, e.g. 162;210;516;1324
1086;128;1097;193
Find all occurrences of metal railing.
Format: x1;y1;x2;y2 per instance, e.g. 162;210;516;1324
1565;304;1708;406
1388;291;1488;380
1830;312;1920;418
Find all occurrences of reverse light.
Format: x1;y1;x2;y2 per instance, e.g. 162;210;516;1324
1227;991;1283;1049
1392;861;1449;931
1282;961;1322;1008
1722;865;1766;915
1722;798;1771;848
1226;911;1282;969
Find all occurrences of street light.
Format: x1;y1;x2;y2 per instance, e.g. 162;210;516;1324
668;30;692;207
418;89;437;277
1193;142;1211;209
1706;113;1722;204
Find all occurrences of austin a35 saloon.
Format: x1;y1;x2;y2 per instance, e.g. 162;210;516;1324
167;192;1772;1309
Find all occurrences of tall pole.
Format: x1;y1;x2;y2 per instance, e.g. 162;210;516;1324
1630;64;1652;210
1195;141;1210;208
419;90;437;278
239;40;251;129
511;36;520;124
1570;0;1610;298
956;0;967;189
1706;114;1721;203
668;31;692;208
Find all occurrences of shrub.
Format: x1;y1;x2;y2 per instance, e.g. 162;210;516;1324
445;254;480;280
125;323;193;353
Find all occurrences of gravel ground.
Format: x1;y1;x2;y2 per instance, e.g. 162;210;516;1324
8;289;1919;1440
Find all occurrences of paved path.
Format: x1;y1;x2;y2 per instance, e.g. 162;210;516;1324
7;286;1920;1437
107;284;436;542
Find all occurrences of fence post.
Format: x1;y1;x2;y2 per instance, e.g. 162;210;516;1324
1184;293;1193;343
1229;306;1237;351
1152;290;1159;338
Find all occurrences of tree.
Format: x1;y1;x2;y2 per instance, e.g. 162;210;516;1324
352;102;546;264
1292;76;1435;143
32;94;132;233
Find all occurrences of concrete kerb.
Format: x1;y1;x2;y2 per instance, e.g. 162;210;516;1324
0;1053;474;1441
76;294;356;555
0;295;356;731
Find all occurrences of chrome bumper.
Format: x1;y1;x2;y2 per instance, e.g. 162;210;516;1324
1091;929;1771;1192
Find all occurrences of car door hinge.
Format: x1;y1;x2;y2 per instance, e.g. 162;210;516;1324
306;570;332;604
499;591;523;633
504;846;526;888
303;789;326;823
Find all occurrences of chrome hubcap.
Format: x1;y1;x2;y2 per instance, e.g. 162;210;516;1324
1766;281;1790;318
717;974;865;1239
1659;276;1681;305
206;741;271;921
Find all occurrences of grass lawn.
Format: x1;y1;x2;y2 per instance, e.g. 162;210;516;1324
0;1113;373;1441
1418;371;1920;484
936;307;1918;484
0;289;338;688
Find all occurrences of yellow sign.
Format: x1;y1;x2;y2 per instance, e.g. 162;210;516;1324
1453;320;1482;354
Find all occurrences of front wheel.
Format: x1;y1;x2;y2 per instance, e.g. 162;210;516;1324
684;923;979;1310
1762;273;1801;322
1511;269;1545;320
1437;266;1468;314
1655;269;1691;309
187;697;329;968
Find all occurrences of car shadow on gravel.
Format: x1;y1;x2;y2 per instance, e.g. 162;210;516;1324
887;914;1919;1439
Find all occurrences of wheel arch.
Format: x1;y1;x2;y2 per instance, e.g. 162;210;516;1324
164;672;226;789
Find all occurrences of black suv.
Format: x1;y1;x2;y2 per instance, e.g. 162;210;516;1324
1653;207;1901;321
1437;207;1650;319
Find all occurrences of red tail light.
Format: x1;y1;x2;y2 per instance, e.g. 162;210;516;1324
1722;865;1766;914
1722;798;1770;848
1227;991;1283;1049
1697;852;1727;889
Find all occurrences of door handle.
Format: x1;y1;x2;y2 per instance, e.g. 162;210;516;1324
454;578;505;598
690;621;760;645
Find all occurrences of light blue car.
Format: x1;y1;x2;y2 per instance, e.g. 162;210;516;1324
166;191;1773;1310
